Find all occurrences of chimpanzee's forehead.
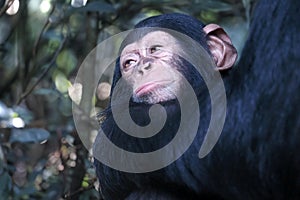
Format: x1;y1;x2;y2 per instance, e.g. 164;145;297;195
120;30;180;56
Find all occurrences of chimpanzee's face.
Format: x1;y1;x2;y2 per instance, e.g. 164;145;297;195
120;31;184;104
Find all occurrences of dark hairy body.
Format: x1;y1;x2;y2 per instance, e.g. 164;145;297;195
94;0;300;199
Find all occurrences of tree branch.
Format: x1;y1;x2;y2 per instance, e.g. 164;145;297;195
16;30;67;105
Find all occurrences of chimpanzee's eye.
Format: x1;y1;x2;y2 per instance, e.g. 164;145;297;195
123;59;136;70
149;45;162;54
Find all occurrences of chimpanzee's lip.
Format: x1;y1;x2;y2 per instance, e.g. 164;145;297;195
135;81;172;96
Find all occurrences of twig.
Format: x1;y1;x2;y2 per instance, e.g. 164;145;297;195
32;3;56;58
16;31;67;105
25;2;56;86
63;183;97;200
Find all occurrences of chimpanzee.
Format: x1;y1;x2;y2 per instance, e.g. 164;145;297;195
93;0;300;199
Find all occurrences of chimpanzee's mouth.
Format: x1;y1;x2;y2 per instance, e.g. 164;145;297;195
135;83;160;96
134;81;173;96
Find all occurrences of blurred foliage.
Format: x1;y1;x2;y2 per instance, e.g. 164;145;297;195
0;0;255;199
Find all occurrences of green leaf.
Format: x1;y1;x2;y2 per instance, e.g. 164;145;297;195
34;88;58;96
13;106;34;125
58;96;72;117
34;88;60;102
200;11;218;22
81;180;89;188
0;101;11;119
195;0;232;12
10;128;50;143
68;83;82;105
56;50;77;76
53;70;72;93
0;171;12;199
69;1;115;14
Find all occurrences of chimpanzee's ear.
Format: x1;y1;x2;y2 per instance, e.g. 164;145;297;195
203;24;237;70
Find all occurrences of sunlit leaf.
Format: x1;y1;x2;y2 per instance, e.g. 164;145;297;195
81;180;89;188
13;106;34;125
68;83;82;105
71;0;88;8
200;10;218;23
10;117;25;128
144;10;162;17
53;70;72;93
